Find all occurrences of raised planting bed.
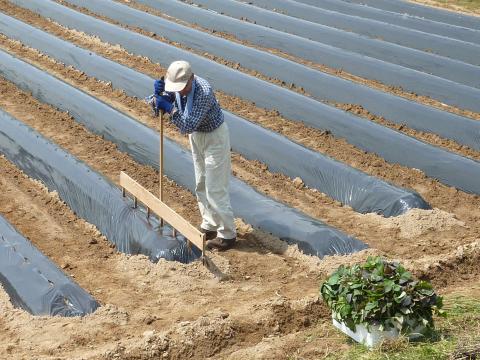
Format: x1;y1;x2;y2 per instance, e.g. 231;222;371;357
12;0;480;113
0;108;196;263
0;14;431;217
0;202;99;316
240;0;480;45
0;50;366;258
2;43;479;198
180;0;480;65
66;0;480;82
339;0;480;30
95;1;480;151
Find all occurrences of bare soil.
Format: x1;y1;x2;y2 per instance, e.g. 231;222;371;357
410;0;480;16
0;156;333;360
1;1;480;359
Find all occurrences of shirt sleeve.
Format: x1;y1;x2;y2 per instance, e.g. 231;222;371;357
170;91;213;134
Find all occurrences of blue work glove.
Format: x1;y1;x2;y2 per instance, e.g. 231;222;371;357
152;79;175;116
154;79;165;96
154;79;175;100
156;94;174;114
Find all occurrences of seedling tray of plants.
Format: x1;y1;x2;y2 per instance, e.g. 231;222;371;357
321;257;444;348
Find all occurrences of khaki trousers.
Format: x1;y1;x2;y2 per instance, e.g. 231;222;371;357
189;122;236;239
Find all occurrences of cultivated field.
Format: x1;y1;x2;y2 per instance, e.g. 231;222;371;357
0;0;479;359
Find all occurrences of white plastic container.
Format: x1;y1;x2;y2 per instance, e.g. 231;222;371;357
332;314;426;348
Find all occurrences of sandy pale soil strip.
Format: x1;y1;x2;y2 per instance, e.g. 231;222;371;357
409;0;480;16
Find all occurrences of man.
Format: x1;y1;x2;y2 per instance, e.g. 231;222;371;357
154;60;236;251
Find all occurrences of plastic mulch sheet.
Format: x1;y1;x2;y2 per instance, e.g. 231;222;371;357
0;213;99;316
11;0;480;113
0;109;198;264
0;14;432;217
0;51;367;258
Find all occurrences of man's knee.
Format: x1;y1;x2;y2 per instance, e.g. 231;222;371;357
206;187;229;203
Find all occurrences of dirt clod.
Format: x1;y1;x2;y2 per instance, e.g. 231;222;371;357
292;177;304;189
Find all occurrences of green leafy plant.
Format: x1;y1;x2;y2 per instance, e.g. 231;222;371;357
320;257;445;333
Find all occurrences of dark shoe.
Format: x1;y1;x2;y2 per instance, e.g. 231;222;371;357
206;237;236;251
199;227;217;241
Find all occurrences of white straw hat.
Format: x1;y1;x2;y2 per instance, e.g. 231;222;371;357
164;60;193;92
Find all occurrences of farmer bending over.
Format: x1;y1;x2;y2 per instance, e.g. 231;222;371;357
154;60;236;251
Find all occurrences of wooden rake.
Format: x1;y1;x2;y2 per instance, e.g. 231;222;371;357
120;101;206;264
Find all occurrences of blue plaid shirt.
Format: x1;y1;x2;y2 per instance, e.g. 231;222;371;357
170;76;224;134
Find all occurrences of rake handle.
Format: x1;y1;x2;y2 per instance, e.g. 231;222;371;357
159;76;165;204
159;110;164;229
159;110;164;203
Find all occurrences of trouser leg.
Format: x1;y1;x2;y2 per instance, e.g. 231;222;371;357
189;131;219;231
203;123;236;239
